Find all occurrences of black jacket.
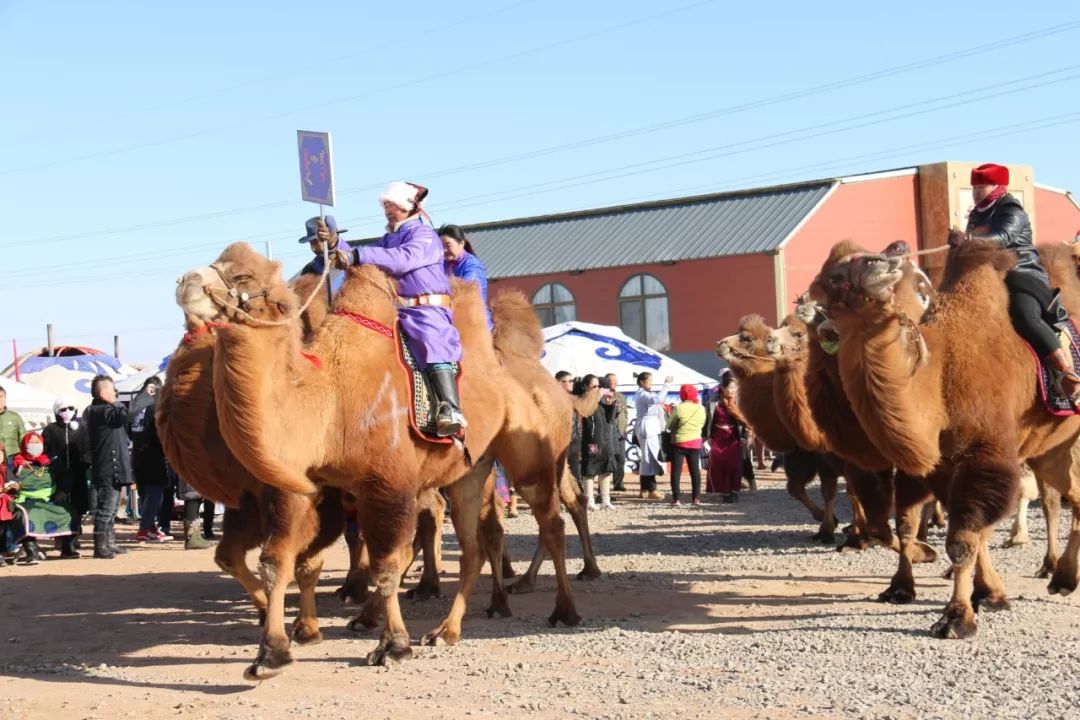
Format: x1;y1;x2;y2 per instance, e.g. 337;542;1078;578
131;401;168;488
581;403;618;477
967;193;1048;285
41;419;89;498
84;399;133;488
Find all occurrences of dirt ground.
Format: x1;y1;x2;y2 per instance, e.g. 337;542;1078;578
2;473;1079;720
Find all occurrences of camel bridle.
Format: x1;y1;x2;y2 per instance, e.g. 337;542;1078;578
204;262;272;316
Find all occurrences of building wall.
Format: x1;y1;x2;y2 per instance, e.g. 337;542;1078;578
781;174;922;311
1034;188;1080;244
489;254;777;355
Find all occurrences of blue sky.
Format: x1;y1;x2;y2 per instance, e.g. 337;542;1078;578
1;1;1077;365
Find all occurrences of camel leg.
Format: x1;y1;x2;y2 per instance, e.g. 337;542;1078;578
1007;499;1030;548
558;467;602;580
970;528;1010;611
215;501;268;624
501;544;517;578
931;447;1017;640
811;470;839;543
784;450;824;522
840;468;895;553
422;459;493;646
479;471;512;619
1048;496;1080;594
878;478;932;605
1037;480;1062;578
515;466;580;628
358;490;418;667
290;489;347;645
406;489;443;601
507;538;546;595
244;491;319;681
336;508;371;604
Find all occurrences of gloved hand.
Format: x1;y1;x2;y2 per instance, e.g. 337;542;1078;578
947;227;969;248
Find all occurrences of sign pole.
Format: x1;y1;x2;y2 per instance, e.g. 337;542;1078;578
320;203;333;308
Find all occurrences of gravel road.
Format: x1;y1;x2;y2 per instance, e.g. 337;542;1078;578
2;473;1078;720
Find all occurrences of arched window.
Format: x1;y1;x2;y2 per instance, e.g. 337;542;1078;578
619;274;670;351
532;283;576;327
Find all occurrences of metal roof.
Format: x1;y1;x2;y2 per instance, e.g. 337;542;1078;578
460;180;836;279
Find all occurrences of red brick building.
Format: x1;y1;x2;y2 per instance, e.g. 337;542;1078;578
460;161;1080;375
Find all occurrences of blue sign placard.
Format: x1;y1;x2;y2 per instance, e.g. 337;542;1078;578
296;130;335;206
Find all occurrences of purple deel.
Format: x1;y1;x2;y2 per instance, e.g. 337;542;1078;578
356;217;462;368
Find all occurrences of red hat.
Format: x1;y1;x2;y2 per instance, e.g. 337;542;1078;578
679;384;699;402
971;163;1009;187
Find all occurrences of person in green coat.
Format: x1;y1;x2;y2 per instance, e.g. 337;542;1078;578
11;430;77;561
0;387;26;469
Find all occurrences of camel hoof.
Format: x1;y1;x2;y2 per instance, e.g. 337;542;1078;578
929;608;977;640
1037;557;1058;579
941;566;954;580
841;524;853;534
486;603;513;619
243;646;293;682
547;606;582;628
405;582;442;601
911;542;938;565
811;531;836;544
335;582;369;605
291;623;323;646
836;534;871;553
576;564;602;581
877;585;916;605
971;586;1011;613
506;578;536;595
1048;571;1078;596
347;615;379;633
421;626;460;647
1004;535;1029;548
365;641;413;666
502;564;518;579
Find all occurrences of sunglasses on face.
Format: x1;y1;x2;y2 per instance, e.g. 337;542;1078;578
60;407;75;412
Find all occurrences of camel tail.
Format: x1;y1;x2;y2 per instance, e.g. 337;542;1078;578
491;291;545;360
211;325;318;496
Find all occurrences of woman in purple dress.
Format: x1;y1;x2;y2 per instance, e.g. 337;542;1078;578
705;373;745;502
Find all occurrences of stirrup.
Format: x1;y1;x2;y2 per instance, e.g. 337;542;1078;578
435;404;467;437
1050;369;1080;410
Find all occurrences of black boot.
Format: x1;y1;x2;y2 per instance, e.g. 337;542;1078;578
426;367;468;437
93;531;115;559
108;528;127;555
60;536;80;559
25;538;45;562
18;541;40;565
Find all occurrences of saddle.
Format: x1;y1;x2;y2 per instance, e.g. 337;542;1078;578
394;324;463;444
1027;319;1080;416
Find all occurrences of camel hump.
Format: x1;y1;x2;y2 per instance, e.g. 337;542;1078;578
491;291;545;359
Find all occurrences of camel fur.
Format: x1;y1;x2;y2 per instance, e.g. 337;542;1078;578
717;314;840;541
192;250;580;673
810;237;1080;638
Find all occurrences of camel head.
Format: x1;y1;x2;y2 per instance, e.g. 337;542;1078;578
717;314;773;371
765;313;810;358
793;292;823;327
810;240;906;320
176;242;297;327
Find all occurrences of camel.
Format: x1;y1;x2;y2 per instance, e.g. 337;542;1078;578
809;238;1080;638
160;247;446;647
717;314;841;542
765;312;902;553
182;249;580;674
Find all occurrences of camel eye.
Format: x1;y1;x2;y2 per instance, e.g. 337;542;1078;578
232;274;253;285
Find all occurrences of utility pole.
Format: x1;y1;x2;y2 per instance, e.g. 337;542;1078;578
46;324;54;357
265;240;273;260
114;335;120;360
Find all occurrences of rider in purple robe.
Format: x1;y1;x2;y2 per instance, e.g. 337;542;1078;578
352;182;467;436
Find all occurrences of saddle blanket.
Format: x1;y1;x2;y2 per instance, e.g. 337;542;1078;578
395;324;464;444
1030;320;1080;416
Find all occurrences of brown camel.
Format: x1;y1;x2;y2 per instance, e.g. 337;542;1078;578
188;252;579;673
717;314;841;541
161;246;445;647
810;238;1080;638
765;312;902;553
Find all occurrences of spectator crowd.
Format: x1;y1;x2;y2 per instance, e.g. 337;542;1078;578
0;376;217;566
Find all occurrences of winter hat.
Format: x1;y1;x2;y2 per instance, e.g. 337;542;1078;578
298;215;348;244
971;163;1009;187
380;181;429;213
53;397;77;415
679;384;699;402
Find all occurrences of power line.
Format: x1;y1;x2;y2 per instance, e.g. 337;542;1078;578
0;0;718;178
125;0;540;116
9;19;1076;249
